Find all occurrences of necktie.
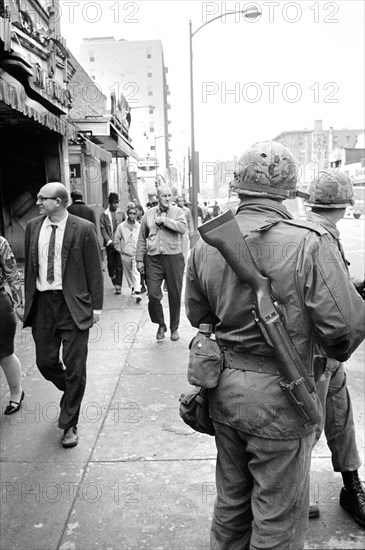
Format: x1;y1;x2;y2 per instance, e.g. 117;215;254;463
47;225;58;283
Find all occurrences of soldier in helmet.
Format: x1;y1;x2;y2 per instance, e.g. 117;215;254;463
185;141;365;549
306;170;365;527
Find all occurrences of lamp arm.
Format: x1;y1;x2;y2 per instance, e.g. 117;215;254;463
192;10;244;37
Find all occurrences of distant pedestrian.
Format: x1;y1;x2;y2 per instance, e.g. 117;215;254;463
0;236;24;415
212;201;220;218
114;206;142;303
67;190;96;226
201;201;209;223
135;204;144;221
176;196;194;262
136;185;186;341
21;182;103;448
100;192;125;295
197;203;203;226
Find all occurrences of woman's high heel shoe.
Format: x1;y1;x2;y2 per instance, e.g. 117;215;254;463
4;390;25;415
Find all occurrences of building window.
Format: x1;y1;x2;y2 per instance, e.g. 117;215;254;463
150;145;155;151
89;51;95;62
148;72;152;78
148;89;153;96
149;108;154;114
147;49;152;59
149;123;154;133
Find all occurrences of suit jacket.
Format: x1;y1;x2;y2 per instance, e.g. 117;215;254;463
23;214;104;330
67;201;96;226
99;208;126;246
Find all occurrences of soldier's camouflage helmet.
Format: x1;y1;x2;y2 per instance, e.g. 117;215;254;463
230;141;298;199
306;170;354;209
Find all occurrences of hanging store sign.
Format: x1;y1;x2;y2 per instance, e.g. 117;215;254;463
32;63;72;110
138;157;158;171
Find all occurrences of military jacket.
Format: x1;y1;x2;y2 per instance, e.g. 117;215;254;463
185;198;365;439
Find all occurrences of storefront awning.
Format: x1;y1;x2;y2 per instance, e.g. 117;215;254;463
80;135;112;163
0;77;77;140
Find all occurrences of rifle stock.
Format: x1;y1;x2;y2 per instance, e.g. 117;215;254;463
198;210;321;426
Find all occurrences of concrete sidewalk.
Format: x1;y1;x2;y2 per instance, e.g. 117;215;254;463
1;274;364;549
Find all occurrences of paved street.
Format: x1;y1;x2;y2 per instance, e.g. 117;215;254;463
1;220;364;550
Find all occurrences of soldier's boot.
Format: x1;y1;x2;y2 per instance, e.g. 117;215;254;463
309;504;320;519
340;470;365;528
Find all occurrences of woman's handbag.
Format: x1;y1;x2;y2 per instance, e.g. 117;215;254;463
179;386;215;436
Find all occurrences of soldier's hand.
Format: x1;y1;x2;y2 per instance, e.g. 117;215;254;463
93;313;100;325
137;262;145;275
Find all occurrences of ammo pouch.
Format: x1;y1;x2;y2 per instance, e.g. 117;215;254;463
179;387;215;436
187;332;223;388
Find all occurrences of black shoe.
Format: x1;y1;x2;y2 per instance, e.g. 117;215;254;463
62;426;78;448
340;472;365;527
4;391;25;415
156;324;167;340
309;504;320;518
170;330;180;341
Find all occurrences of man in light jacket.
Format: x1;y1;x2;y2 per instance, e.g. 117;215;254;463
136;185;186;341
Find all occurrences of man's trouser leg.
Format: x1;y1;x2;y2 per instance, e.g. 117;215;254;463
121;254;134;290
145;254;165;326
324;364;361;472
106;247;123;287
162;253;184;332
210;422;314;550
32;292;89;430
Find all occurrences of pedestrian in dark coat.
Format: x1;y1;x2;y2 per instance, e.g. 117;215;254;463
20;182;103;449
67;190;96;226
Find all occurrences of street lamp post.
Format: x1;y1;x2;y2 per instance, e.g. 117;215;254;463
154;133;170;186
189;7;261;229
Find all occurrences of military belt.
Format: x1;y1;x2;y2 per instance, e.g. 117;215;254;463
222;348;282;376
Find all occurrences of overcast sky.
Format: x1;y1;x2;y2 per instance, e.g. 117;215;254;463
59;0;365;167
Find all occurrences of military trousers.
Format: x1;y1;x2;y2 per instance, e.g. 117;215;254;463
210;421;315;550
314;360;361;472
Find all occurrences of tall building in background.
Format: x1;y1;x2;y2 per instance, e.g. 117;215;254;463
79;37;171;204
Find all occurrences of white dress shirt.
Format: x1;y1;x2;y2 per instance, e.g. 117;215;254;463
36;214;68;291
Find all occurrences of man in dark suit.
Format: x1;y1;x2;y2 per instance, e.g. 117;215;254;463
67;190;96;226
19;182;103;448
99;192;125;294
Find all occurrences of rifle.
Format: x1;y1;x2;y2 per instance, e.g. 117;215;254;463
198;209;321;426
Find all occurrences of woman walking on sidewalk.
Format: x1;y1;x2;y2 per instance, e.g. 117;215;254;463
114;206;142;303
0;236;24;415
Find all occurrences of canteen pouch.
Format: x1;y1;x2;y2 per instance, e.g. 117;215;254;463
179;387;215;436
187;332;223;388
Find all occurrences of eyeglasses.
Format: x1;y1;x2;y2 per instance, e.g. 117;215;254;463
37;196;59;202
128;212;137;215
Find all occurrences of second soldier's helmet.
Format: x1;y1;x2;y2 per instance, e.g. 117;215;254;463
230;141;298;199
306;170;354;209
